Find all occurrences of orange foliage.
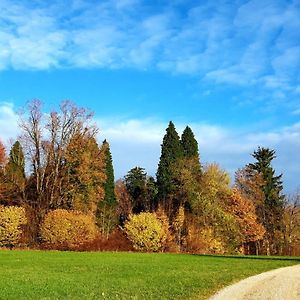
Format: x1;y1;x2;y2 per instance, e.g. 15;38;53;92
115;179;132;222
226;189;265;243
75;229;134;252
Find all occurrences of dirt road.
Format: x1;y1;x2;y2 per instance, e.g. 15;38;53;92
210;264;300;300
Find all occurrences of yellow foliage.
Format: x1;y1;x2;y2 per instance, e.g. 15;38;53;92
173;206;185;231
125;212;168;252
186;224;225;254
0;205;27;247
173;206;185;249
40;209;98;247
201;228;225;254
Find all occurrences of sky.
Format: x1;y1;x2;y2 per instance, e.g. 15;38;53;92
0;0;300;192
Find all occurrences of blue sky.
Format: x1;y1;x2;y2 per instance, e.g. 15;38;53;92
0;0;300;191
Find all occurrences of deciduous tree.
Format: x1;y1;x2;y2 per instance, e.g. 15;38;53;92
19;100;104;242
115;179;132;225
283;192;300;255
225;189;265;254
0;140;6;202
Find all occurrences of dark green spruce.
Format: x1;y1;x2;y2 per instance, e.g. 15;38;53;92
97;140;117;237
6;141;25;180
181;126;201;173
248;146;285;255
181;126;199;158
101;140;116;207
125;166;147;213
4;141;26;205
156;121;183;211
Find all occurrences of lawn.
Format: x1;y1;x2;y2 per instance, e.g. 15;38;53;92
0;250;299;300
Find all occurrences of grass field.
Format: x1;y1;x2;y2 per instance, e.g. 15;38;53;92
0;250;299;300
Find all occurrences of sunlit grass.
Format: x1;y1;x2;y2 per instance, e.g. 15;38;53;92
0;250;299;299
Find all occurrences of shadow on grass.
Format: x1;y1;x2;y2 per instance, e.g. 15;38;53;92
193;254;300;262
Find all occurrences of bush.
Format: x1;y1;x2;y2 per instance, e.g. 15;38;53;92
0;205;27;248
76;229;134;252
124;212;168;252
40;209;97;248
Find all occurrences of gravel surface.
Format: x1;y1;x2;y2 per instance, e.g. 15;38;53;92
210;264;300;300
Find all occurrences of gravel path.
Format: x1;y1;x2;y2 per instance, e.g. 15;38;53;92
210;264;300;300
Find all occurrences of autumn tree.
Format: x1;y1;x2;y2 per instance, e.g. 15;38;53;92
19;100;104;242
96;140;117;237
115;179;132;225
0;140;6;203
283;192;300;255
0;140;5;168
156;121;183;214
225;189;265;254
191;164;241;252
65;133;105;214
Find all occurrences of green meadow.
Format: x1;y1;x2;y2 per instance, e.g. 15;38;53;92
1;251;299;300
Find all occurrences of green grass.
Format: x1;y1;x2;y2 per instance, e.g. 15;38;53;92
0;250;299;300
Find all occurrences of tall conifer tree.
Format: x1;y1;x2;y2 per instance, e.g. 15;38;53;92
6;141;25;180
4;141;26;204
248;147;285;254
156;121;183;210
181;126;199;158
101;140;116;207
97;140;117;237
181;126;201;173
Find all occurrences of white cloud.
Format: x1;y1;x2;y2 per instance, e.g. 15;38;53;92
0;102;19;145
0;0;298;90
0;0;299;114
96;116;300;192
0;101;299;191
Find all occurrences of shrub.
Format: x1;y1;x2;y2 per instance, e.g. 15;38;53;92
124;212;168;252
0;205;27;248
76;229;134;252
186;225;225;254
40;209;97;248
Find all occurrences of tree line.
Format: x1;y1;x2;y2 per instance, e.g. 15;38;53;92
0;100;299;255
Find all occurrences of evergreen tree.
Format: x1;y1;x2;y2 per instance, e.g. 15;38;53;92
4;141;26;204
181;126;199;158
145;176;158;211
101;140;116;207
156;121;183;212
6;141;25;179
96;140;117;237
181;126;201;173
248;147;285;255
125;166;147;213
